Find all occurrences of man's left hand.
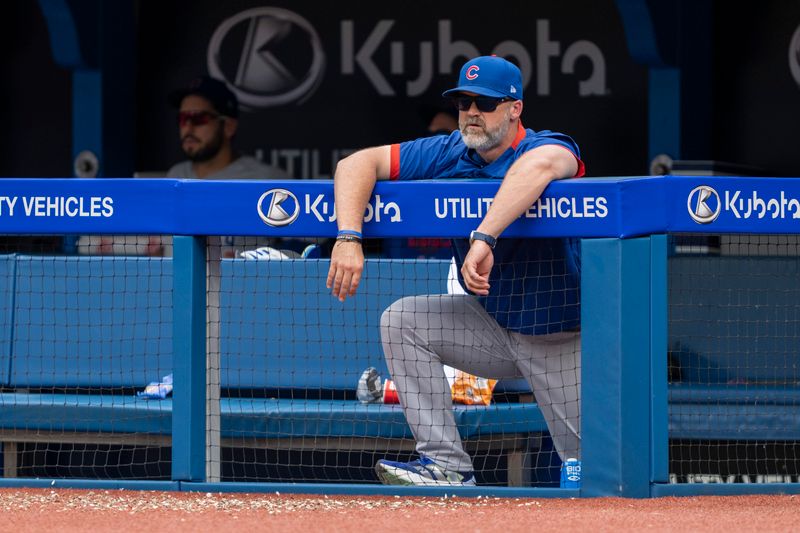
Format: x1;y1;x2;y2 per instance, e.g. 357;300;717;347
461;240;493;295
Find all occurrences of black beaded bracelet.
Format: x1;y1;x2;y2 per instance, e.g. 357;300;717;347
336;235;362;244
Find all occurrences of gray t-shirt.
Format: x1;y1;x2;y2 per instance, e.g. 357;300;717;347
166;155;290;180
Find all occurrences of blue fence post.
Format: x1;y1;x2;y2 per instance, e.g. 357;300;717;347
581;237;652;497
172;236;207;482
649;234;669;485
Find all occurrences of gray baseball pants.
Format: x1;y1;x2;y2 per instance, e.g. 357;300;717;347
380;294;581;472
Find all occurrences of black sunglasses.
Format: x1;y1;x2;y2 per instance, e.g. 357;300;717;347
451;95;513;113
177;110;225;127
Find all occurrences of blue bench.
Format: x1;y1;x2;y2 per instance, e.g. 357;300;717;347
669;384;800;441
0;394;542;441
0;255;546;484
667;255;800;441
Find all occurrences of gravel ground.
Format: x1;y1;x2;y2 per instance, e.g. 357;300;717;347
1;489;798;533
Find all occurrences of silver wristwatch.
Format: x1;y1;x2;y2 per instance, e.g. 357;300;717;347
469;230;497;249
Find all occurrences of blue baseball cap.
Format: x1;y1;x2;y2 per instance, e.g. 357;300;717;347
442;56;523;100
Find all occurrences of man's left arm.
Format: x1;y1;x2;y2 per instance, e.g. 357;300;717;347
460;144;579;295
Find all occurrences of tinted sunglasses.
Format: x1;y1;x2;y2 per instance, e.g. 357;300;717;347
451;96;513;113
177;110;224;127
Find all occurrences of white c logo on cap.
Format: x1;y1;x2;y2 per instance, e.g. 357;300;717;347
466;65;480;80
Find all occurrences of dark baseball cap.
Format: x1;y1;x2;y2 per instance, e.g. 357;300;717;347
168;76;239;118
442;56;523;100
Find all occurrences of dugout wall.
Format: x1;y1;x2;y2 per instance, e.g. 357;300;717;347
0;176;799;498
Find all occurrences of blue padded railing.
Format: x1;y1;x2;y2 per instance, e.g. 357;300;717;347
2;176;799;497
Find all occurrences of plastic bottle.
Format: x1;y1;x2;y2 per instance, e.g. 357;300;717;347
560;458;582;489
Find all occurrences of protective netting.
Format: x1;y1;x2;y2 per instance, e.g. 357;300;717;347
668;233;800;484
211;236;580;486
16;230;800;485
0;234;581;486
0;235;172;479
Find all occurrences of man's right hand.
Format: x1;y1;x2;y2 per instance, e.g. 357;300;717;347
326;241;364;302
326;145;390;301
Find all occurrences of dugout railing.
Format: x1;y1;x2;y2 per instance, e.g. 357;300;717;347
0;176;798;498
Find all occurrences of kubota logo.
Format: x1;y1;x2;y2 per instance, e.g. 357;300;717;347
790;23;800;89
207;7;326;109
687;185;721;224
257;189;300;226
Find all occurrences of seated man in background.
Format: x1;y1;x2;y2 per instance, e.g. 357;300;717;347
163;75;291;258
167;75;288;180
422;104;459;137
80;75;290;256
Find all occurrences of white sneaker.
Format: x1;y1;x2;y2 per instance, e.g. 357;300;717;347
375;456;476;486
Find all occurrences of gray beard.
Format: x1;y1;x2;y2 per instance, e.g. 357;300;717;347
460;113;511;152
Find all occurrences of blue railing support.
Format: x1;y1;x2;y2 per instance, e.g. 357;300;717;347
649;234;669;485
172;236;207;481
581;237;653;497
